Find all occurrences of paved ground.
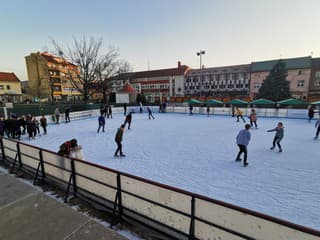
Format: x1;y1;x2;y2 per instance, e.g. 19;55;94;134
0;171;129;240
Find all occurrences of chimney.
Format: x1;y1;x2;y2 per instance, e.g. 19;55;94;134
177;61;181;68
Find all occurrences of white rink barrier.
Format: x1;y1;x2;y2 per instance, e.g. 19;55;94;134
1;137;319;240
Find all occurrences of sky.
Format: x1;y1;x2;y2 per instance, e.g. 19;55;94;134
1;0;320;80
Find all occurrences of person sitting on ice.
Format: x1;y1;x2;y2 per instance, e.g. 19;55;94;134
57;138;78;157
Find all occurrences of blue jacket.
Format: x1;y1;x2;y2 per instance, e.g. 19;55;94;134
98;116;105;125
236;129;251;146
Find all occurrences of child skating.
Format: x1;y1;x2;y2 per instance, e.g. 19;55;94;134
235;124;251;167
267;122;284;152
314;119;320;140
147;107;155;120
235;107;246;123
249;109;258;128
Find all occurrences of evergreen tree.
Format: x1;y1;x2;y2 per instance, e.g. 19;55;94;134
256;60;291;101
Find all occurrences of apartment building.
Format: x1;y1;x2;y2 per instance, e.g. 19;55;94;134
250;56;312;100
112;62;190;102
309;58;320;100
0;72;22;103
25;52;82;102
184;64;251;98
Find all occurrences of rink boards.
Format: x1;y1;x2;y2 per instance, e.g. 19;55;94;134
1;136;319;240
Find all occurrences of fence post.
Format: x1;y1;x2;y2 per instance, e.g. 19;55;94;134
39;150;46;179
70;159;77;197
189;196;195;240
0;137;5;160
16;142;22;168
111;173;123;228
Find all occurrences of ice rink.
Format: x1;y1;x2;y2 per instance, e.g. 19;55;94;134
23;112;320;230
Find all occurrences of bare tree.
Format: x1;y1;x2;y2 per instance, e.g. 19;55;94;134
50;36;130;102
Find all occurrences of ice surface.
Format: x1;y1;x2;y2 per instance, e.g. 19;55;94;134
23;112;320;230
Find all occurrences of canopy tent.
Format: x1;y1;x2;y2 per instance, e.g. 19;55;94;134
310;100;320;105
250;98;275;105
277;98;308;105
226;99;248;105
185;98;203;105
205;99;223;105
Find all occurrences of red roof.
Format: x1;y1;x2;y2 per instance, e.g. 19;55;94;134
119;82;137;93
40;52;78;68
0;72;20;82
115;64;190;80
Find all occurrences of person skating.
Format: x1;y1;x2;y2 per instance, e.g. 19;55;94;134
33;117;40;137
189;105;193;115
97;114;105;133
54;107;60;124
108;105;112;119
249;109;258;128
124;112;132;130
114;124;125;157
147;107;155;120
206;105;210;116
40;115;47;134
314;119;320;139
308;106;316;122
65;106;70;123
267;122;284;152
123;103;127;116
235;107;246;123
235;124;251;167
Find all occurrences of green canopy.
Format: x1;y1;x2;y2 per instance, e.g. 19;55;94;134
185;98;203;105
250;98;275;105
227;99;248;105
205;99;223;105
310;100;320;105
277;98;308;105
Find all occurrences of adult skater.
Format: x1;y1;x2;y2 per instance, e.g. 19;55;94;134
235;124;251;167
107;105;112;119
97;114;105;133
308;106;316;122
123;103;127;116
206;105;210;116
189;105;193;115
249;109;258;128
40;115;47;134
54;107;60;124
235;107;246;123
314;119;320;140
124;112;132;130
65;106;70;123
147;107;155;119
267;122;284;152
114;124;125;157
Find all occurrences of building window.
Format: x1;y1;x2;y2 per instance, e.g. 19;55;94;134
253;83;261;89
315;71;320;78
314;79;320;86
6;85;10;90
297;80;304;87
0;85;3;90
298;70;303;75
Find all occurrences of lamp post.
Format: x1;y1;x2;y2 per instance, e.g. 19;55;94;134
197;50;205;97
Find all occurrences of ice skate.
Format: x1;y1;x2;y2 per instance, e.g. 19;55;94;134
235;158;242;161
120;154;126;157
270;146;275;150
244;162;248;167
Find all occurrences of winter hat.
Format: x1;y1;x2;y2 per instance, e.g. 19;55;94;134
70;139;78;147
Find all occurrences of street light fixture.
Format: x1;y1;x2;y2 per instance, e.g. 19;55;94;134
196;50;205;97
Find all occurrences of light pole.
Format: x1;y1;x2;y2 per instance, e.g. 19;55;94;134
197;50;205;97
